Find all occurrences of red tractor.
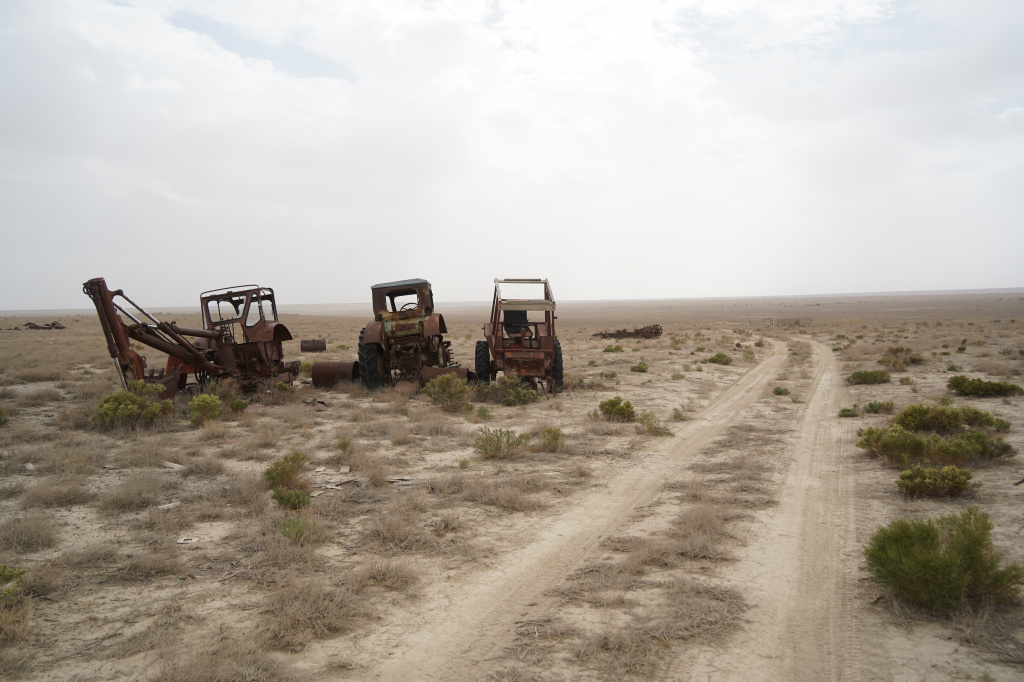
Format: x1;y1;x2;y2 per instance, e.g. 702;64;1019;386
357;278;470;389
83;277;299;399
476;278;563;393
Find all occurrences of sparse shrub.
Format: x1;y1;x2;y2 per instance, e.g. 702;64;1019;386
603;345;624;353
706;352;732;365
946;363;962;372
0;565;25;603
670;372;684;380
879;347;923;372
475;405;491;421
272;488;310;510
279;516;319;542
599;371;617;379
0;410;7;428
94;381;172;429
228;398;248;413
899;377;913;385
0;514;58;552
635;411;672;436
473;428;532;460
848;370;891;385
475;375;538;406
957;345;967;353
896;464;972;498
773;387;790;396
422;373;470;413
743;350;755;362
539;427;566;453
893;403;1009;434
299;361;314;375
588;360;597;366
856;425;1014;467
838;406;860;417
672;408;687;421
188;394;222;426
947;375;1023;398
863;507;1024;610
629;361;648;373
336;437;352;452
754;339;765;348
458;458;470;469
598;396;636;422
864;401;895;414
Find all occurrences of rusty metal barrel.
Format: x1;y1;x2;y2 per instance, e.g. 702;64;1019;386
311;361;359;387
300;339;327;353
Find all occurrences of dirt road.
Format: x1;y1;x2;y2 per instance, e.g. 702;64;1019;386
365;344;789;680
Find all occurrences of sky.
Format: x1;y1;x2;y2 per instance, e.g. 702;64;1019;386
1;0;1022;310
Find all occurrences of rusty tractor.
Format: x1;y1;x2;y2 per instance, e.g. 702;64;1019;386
83;277;300;399
477;278;563;393
357;278;469;389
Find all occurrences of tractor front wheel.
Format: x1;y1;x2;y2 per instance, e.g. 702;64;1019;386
475;340;491;384
358;328;385;389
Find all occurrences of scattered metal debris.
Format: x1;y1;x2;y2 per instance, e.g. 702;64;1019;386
83;277;300;399
161;461;185;471
300;339;327;352
22;321;66;330
591;324;663;339
478;278;563;393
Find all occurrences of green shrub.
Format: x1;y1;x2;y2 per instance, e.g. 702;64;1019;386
670;373;684;380
957;345;967;353
280;516;317;541
946;363;962;372
893;403;1008;434
458;458;470;469
773;387;790;396
899;377;913;385
94;381;173;429
336;437;352;452
847;370;891;385
539;427;566;453
864;401;895;414
863;507;1024;610
422;373;470;413
473;428;532;460
598;396;636;422
475;405;491;421
629;361;648;373
599;371;617;379
265;451;308;492
187;394;222;426
299;361;314;375
272;488;310;510
947;375;1023;398
0;564;25;603
896;464;972;498
706;352;732;365
228;398;248;413
603;345;624;353
671;408;687;421
856;426;1014;467
838;407;860;418
475;375;538;406
635;411;672;436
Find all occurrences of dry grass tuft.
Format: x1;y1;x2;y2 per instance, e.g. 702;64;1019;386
0;513;58;552
261;580;361;651
98;472;163;513
427;472;550;512
181;457;225;477
117;552;183;580
21;480;93;508
353;559;419;591
154;639;298;682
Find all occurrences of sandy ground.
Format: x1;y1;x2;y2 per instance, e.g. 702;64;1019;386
1;292;1023;681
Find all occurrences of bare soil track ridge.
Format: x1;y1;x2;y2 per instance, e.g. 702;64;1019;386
686;341;887;681
370;344;788;681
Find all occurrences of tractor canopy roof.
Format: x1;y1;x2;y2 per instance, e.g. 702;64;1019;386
371;278;430;291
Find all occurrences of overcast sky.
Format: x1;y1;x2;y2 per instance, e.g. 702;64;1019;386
1;0;1022;310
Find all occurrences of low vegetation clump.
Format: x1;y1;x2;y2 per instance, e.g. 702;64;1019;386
599;371;617;379
629;361;648;373
893;403;1010;434
635;411;672;436
421;373;470;413
899;377;913;385
299;361;314;375
856;426;1014;467
475;375;538;406
947;375;1023;398
265;451;310;509
847;370;891;385
773;387;790;396
94;381;172;429
838;406;860;418
228;398;248;413
187;394;222;426
706;352;732;365
473;428;532;460
603;345;624;353
879;346;924;372
896;464;972;498
598;396;636;422
863;507;1024;610
538;427;566;453
864;401;895;414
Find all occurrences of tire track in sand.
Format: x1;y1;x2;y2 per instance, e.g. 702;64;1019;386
367;344;789;681
685;341;891;681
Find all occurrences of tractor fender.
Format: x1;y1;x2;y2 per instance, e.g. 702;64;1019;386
363;320;385;346
424;314;447;337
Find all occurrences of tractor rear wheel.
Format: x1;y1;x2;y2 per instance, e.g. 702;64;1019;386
475;340;491;384
552;340;564;392
358;328;385;389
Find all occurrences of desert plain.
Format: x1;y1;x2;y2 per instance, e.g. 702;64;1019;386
1;291;1023;681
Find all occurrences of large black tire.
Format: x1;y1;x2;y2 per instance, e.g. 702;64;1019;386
552;339;564;392
475;340;491;384
358;328;385;389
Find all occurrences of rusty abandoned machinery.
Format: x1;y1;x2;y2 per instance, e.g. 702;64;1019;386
83;277;300;399
357;278;470;390
591;324;663;340
477;278;563;393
